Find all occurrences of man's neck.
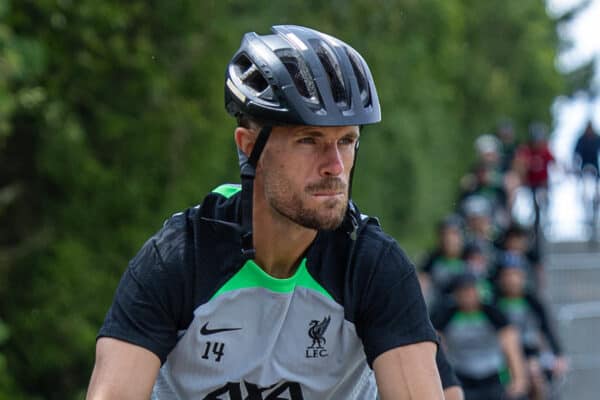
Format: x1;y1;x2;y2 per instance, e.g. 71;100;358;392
251;196;317;279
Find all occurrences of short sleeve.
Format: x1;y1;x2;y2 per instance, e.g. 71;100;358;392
430;305;456;332
98;220;189;364
436;344;460;389
357;242;438;366
482;304;509;331
419;251;438;274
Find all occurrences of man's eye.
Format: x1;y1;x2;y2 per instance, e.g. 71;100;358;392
339;137;356;146
298;137;316;144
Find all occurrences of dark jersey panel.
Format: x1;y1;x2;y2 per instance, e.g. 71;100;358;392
99;212;194;362
99;194;247;364
356;238;437;365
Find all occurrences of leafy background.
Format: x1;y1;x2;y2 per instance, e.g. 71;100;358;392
0;0;585;398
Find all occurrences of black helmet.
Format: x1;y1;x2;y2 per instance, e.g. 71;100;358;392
225;25;381;126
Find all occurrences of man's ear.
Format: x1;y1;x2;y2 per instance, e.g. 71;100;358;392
234;127;256;157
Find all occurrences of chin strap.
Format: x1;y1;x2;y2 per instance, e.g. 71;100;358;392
240;126;272;259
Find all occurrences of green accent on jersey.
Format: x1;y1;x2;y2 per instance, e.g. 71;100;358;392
477;280;493;304
212;184;241;198
498;297;528;312
438;257;465;272
450;310;486;325
498;365;511;385
212;259;334;300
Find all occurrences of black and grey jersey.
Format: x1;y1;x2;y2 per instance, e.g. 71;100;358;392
496;294;563;356
98;184;437;399
432;304;508;380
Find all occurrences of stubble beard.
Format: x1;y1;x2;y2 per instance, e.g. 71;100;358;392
264;174;348;231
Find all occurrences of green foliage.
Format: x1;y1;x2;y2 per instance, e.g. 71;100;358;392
0;0;565;398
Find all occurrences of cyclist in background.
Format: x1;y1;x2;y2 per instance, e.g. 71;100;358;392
513;122;555;249
419;214;467;306
495;119;522;212
574;120;600;174
432;273;528;400
495;253;568;400
573;120;600;237
495;118;519;173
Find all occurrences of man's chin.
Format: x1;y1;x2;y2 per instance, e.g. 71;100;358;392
303;205;347;231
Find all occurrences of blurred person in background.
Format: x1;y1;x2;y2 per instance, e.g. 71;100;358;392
513;122;555;244
498;224;543;292
419;214;467;306
432;273;528;400
462;242;494;304
495;254;568;400
495;118;522;211
573;120;600;232
573;120;600;174
85;25;446;400
460;195;501;263
460;134;508;217
496;119;519;173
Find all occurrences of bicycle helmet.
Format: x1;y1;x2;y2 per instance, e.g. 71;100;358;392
224;25;381;259
225;25;381;126
474;134;500;155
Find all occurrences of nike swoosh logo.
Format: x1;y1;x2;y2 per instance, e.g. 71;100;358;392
200;322;242;335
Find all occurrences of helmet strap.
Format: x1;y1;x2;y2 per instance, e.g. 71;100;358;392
348;140;359;199
240;125;272;259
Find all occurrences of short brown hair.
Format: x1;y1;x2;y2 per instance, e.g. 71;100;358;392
236;114;265;130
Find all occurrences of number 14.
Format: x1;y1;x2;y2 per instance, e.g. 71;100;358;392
201;341;225;362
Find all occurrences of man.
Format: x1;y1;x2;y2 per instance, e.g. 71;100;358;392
513;122;555;237
573;121;600;233
495;252;568;400
86;25;445;399
432;273;528;400
419;214;467;305
574;120;600;174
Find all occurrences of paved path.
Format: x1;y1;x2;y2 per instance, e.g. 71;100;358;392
544;241;600;399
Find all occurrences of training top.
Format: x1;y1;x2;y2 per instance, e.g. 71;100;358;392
496;294;563;356
432;304;508;380
98;184;437;399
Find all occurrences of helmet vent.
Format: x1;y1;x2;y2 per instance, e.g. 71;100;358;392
277;49;320;105
234;54;269;94
345;49;370;107
310;39;348;107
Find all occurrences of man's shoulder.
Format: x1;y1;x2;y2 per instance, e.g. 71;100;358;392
147;184;243;264
350;215;415;276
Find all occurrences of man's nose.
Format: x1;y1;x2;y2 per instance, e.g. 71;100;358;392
319;143;344;176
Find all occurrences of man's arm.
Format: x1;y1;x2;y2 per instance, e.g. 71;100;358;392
498;326;528;397
443;386;464;400
373;341;444;400
86;337;161;400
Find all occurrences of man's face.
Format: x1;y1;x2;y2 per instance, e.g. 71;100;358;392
440;227;463;257
257;125;359;231
499;268;525;296
454;285;480;311
505;234;527;252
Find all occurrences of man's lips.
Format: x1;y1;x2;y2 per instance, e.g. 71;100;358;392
311;191;344;197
